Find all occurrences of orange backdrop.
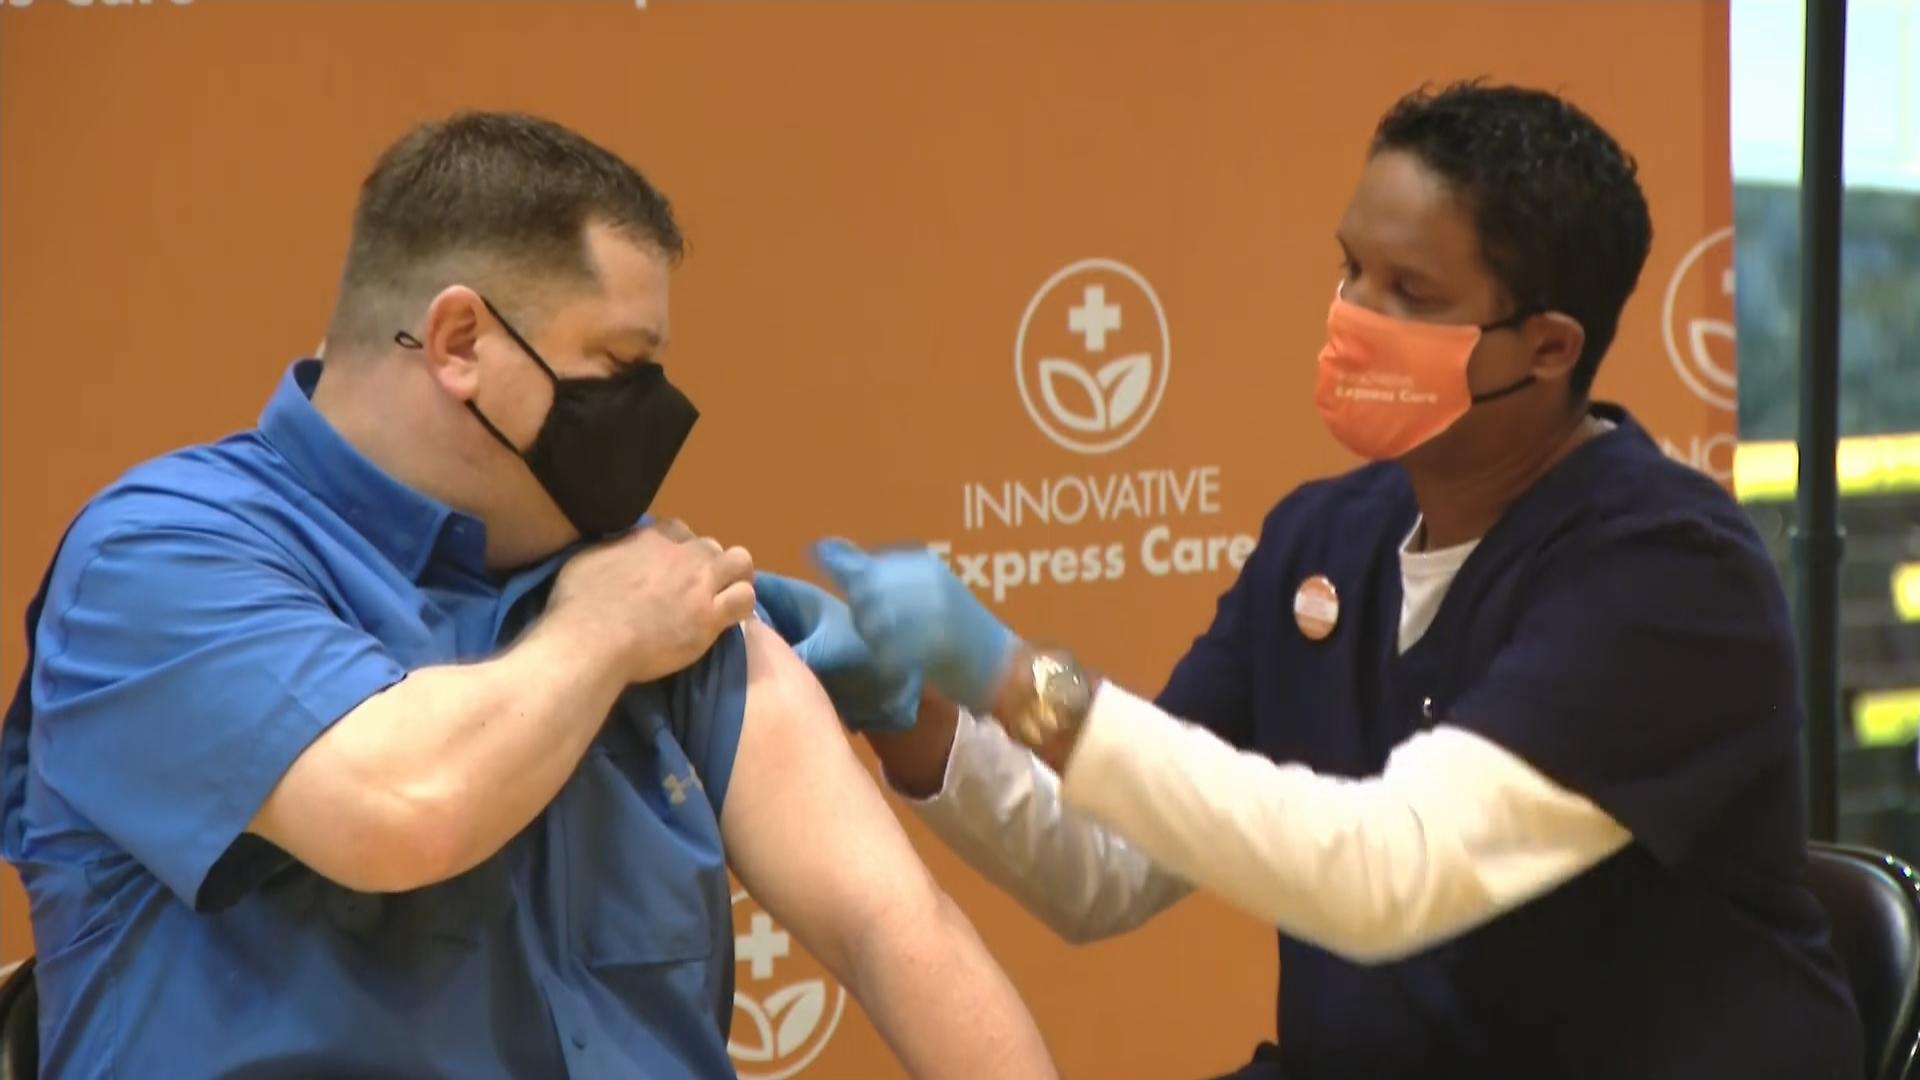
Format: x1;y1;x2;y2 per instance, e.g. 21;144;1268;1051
1;2;1734;1076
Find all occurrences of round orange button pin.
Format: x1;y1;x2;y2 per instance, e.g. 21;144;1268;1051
1294;575;1339;641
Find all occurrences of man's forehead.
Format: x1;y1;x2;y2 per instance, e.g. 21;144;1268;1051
585;220;671;279
580;224;671;343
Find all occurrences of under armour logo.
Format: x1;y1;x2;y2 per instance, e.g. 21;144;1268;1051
663;769;705;805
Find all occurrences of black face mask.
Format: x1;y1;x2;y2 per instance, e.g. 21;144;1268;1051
396;296;699;540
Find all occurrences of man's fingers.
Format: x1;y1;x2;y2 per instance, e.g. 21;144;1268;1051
650;517;696;543
711;545;755;587
713;579;758;625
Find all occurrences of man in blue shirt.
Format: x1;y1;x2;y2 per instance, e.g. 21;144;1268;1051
760;82;1865;1077
1;111;1055;1078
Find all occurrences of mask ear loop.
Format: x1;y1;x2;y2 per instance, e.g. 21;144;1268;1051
1468;307;1545;405
477;296;561;384
1469;372;1538;405
393;292;560;380
393;328;526;456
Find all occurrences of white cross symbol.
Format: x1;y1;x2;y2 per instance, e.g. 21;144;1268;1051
736;913;790;980
1067;285;1122;353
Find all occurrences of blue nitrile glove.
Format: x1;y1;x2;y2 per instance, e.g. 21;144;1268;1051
753;571;923;732
811;538;1016;713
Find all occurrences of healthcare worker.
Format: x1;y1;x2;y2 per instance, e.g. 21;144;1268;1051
758;81;1865;1079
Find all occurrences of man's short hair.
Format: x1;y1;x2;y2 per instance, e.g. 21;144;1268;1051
327;110;683;348
1370;81;1654;400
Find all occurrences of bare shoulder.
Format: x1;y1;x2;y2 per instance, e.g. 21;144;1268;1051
737;617;845;741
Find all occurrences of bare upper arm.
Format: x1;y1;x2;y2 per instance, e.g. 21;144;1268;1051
721;619;944;979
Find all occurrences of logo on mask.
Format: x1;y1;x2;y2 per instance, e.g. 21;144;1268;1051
1661;226;1737;412
728;889;847;1079
1015;258;1171;454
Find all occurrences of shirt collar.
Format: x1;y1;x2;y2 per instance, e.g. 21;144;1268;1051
259;360;488;581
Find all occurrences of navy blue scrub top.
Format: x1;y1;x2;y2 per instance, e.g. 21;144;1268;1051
1;360;748;1078
1164;405;1863;1079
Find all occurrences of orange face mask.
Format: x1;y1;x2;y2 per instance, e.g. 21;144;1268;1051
1313;289;1536;460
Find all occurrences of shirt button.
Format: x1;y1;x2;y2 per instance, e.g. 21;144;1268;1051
572;1033;588;1050
1421;697;1434;722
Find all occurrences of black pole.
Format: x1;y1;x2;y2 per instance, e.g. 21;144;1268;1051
1795;0;1846;843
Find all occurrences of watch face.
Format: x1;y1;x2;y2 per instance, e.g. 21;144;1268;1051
1038;654;1089;721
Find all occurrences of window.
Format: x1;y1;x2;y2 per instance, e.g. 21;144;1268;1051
1730;0;1920;863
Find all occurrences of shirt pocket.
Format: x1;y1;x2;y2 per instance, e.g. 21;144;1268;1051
560;715;727;969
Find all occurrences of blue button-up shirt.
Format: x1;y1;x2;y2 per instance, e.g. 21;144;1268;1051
1;360;746;1077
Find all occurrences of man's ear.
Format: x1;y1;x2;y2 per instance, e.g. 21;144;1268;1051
1526;311;1587;383
418;286;490;402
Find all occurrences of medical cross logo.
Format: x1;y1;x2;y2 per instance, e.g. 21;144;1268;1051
1014;258;1172;454
728;889;846;1079
1661;226;1737;412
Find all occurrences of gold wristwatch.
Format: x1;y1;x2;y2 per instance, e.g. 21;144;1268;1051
1004;650;1096;749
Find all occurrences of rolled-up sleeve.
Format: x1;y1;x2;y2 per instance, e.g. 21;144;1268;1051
32;518;407;910
663;623;749;818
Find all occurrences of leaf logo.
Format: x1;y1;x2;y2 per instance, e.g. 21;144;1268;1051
1661;227;1738;412
731;982;827;1063
728;891;847;1079
1015;259;1171;455
1036;353;1153;433
1686;317;1736;388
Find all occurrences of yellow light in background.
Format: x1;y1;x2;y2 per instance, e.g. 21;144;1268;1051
1895;563;1920;623
1734;441;1799;501
1734;432;1920;502
1855;688;1920;748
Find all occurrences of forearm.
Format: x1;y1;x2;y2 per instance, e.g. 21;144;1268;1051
864;691;962;796
846;885;1057;1080
1059;684;1632;962
256;611;630;890
892;701;1190;943
379;614;631;874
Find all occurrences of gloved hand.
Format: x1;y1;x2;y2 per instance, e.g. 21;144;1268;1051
753;571;922;731
811;538;1015;713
